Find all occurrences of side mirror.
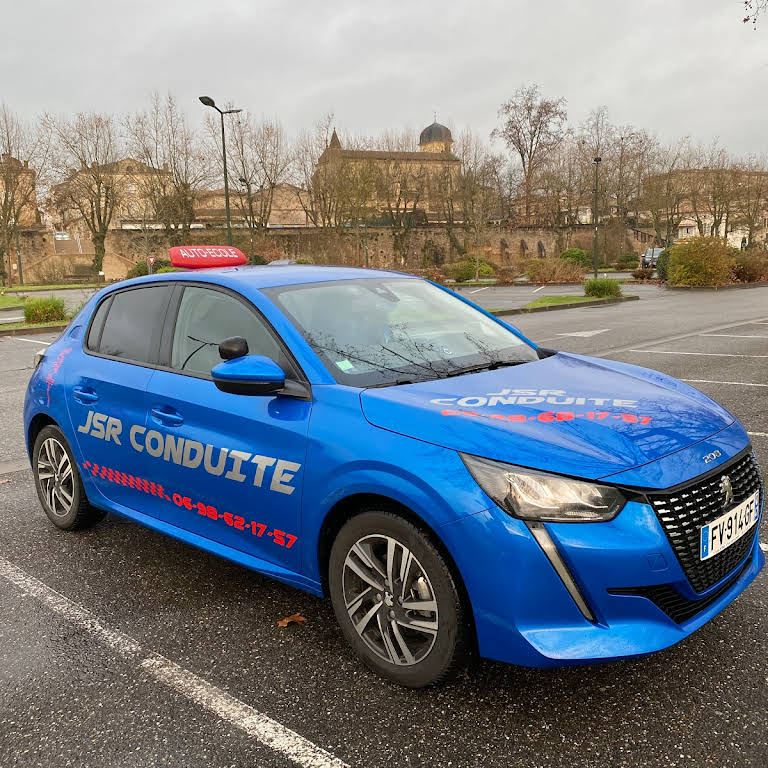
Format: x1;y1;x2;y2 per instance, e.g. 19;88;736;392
211;355;286;396
219;336;249;360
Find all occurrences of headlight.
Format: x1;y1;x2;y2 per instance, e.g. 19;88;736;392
460;454;625;522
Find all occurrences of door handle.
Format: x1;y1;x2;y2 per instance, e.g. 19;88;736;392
73;386;99;404
150;406;184;427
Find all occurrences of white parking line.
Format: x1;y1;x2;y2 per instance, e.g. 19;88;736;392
469;286;488;294
12;338;51;345
761;543;768;553
0;556;348;768
700;334;768;339
628;350;768;358
748;432;768;438
682;379;768;388
532;285;545;294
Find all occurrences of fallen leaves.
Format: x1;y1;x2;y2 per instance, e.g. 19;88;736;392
0;479;9;485
277;613;307;628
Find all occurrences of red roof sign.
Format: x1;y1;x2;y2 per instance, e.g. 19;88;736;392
169;245;247;269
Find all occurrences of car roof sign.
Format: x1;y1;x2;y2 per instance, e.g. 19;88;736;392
169;245;248;269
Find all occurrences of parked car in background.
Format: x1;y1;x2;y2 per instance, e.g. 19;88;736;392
642;247;664;268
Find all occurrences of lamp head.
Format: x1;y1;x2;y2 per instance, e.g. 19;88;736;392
199;96;216;108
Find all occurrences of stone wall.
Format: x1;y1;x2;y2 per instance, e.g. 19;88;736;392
12;223;642;284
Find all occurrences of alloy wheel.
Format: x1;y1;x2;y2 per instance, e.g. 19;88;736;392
36;437;75;518
342;534;439;666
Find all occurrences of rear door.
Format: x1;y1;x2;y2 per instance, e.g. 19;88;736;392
68;283;173;512
143;284;312;573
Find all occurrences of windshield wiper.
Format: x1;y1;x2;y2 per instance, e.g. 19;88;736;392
444;360;529;378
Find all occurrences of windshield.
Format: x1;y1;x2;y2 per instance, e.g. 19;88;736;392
264;277;538;387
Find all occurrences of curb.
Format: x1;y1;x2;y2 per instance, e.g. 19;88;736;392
491;295;639;316
665;281;768;291
0;305;24;314
0;324;67;338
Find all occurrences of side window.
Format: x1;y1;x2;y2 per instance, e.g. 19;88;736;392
170;286;285;377
85;296;111;351
96;285;172;363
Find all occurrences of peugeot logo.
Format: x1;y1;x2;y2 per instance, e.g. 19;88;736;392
720;475;734;508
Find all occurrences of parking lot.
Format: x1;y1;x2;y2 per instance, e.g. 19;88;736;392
1;286;767;768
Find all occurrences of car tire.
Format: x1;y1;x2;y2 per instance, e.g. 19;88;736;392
32;424;105;531
329;509;470;688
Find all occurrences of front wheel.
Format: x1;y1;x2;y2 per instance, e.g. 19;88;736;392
329;510;470;688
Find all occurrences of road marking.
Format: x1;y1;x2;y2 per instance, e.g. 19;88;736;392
0;556;348;768
595;316;768;358
627;350;768;358
0;459;29;475
558;329;610;338
748;432;768;438
682;379;768;388
532;285;545;293
469;287;488;294
761;543;768;553
13;338;52;345
700;334;768;339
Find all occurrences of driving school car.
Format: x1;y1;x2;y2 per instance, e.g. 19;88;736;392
24;246;764;688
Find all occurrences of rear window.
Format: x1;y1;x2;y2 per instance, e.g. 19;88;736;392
91;285;172;364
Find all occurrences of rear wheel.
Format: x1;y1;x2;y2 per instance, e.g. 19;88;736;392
329;509;470;688
32;425;105;530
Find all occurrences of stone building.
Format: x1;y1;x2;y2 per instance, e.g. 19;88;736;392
50;158;168;234
312;121;461;222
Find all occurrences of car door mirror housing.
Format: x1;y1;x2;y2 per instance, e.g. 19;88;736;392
210;355;286;396
219;336;249;360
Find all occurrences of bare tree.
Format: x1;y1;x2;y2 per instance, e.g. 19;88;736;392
48;112;124;272
0;105;50;285
641;137;691;246
225;114;292;258
731;155;768;246
373;130;427;265
743;0;768;27
292;114;343;228
127;93;210;245
491;84;567;224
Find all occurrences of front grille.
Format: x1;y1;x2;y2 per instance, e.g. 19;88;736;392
609;556;754;624
646;450;763;593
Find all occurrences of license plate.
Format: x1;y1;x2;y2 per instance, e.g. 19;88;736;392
700;491;760;560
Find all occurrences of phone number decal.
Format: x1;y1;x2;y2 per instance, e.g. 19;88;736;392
82;460;297;548
441;409;653;425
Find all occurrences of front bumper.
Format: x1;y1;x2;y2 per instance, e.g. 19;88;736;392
440;427;764;668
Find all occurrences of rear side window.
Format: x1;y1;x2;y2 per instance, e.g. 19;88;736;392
170;285;285;377
85;296;111;351
94;285;172;364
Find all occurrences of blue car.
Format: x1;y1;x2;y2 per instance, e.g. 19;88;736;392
24;257;764;687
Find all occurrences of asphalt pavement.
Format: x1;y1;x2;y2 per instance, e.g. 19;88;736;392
1;286;767;768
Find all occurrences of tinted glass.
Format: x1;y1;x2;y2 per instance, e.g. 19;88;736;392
98;285;171;363
171;286;284;376
265;278;538;387
85;296;111;351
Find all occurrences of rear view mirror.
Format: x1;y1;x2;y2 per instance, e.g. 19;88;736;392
211;355;286;396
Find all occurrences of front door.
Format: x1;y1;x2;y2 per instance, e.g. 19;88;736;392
143;284;311;573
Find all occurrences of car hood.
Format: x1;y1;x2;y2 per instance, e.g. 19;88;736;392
359;352;735;481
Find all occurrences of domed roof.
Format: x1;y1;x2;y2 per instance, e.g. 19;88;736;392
419;121;452;146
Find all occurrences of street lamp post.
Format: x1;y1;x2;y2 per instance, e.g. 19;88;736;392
592;156;601;279
199;96;242;246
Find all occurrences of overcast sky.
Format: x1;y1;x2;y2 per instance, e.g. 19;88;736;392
2;0;766;154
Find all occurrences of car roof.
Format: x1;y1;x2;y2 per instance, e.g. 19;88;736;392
114;265;419;292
